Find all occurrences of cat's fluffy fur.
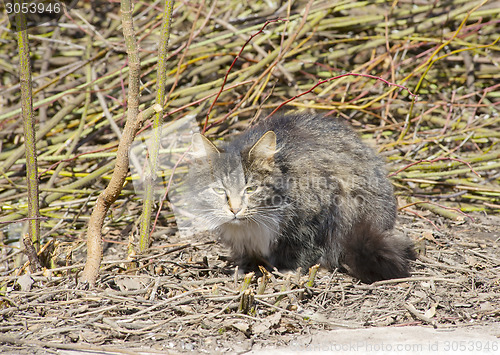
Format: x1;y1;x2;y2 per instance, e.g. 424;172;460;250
187;113;415;283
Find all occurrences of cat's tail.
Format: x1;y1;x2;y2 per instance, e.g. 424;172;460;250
341;224;416;284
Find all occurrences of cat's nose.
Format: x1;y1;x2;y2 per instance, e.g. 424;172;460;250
228;197;242;215
230;206;241;215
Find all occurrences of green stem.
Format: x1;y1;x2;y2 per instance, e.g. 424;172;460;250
16;2;40;252
139;0;175;253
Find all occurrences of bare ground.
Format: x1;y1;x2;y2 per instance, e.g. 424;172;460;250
1;212;499;354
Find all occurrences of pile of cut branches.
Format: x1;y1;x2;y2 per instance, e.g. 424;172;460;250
0;0;499;352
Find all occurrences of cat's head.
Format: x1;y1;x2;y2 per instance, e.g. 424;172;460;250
186;131;284;229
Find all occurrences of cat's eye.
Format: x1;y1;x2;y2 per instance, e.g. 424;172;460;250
244;186;258;194
212;187;226;195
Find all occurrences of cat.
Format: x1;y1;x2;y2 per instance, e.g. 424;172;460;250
186;112;415;283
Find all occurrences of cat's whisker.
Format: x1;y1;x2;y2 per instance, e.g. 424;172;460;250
245;213;276;228
248;215;281;235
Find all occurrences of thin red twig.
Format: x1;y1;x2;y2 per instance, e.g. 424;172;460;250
425;201;475;222
402;199;474;222
264;73;418;120
401;208;441;231
39;145;119;178
389;157;481;178
151;149;190;236
202;18;285;133
0;216;48;225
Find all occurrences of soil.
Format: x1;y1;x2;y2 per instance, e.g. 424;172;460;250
1;212;499;354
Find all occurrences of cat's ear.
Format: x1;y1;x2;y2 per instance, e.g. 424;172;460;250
191;133;220;158
248;131;277;162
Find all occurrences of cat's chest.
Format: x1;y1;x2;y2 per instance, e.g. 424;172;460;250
217;222;277;257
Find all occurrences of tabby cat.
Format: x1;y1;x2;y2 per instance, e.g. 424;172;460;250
187;112;415;283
